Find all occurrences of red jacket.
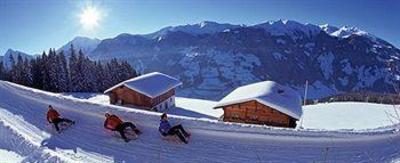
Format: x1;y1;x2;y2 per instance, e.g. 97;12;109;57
47;109;60;123
104;115;123;130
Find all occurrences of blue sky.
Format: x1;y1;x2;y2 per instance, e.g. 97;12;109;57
1;0;399;55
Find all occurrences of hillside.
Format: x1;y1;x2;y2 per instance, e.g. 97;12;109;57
0;81;399;162
1;49;32;68
88;20;400;100
57;36;101;55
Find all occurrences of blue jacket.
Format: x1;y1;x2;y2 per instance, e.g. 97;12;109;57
159;120;171;135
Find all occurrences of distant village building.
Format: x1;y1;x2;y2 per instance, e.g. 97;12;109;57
104;72;182;112
214;81;302;128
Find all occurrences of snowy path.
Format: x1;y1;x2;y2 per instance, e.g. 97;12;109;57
0;81;399;162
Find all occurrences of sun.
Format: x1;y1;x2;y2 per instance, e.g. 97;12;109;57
79;5;101;30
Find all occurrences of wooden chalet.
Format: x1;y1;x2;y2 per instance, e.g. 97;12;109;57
214;81;302;128
104;72;182;112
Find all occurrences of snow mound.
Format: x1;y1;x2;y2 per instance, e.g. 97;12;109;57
214;81;302;119
104;72;182;98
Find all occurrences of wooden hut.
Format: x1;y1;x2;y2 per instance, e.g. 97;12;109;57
214;81;302;128
104;72;182;112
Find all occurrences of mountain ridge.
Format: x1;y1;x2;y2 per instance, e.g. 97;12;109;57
3;20;400;100
89;19;400;100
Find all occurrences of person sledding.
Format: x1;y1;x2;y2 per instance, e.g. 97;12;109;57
159;113;191;144
46;105;75;133
103;112;141;142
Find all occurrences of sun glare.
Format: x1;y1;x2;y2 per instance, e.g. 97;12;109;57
79;5;101;30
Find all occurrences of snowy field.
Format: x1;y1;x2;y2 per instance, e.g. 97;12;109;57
0;150;24;163
302;102;399;130
0;81;399;162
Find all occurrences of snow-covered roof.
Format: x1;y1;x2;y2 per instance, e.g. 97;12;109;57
104;72;182;98
214;81;303;119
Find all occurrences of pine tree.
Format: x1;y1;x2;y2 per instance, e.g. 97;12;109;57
69;45;79;92
0;61;7;80
8;53;15;68
57;50;70;92
3;45;139;93
8;54;16;83
22;57;33;86
121;61;137;79
78;49;97;92
47;49;59;92
11;54;25;84
41;51;51;91
30;57;43;89
109;58;121;84
104;62;114;90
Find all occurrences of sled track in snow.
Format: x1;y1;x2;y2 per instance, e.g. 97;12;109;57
0;81;399;162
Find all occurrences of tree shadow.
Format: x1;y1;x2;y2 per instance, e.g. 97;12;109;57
167;107;216;119
61;93;100;99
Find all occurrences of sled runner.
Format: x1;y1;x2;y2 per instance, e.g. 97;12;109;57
59;121;75;132
47;120;75;133
113;128;140;141
160;131;191;144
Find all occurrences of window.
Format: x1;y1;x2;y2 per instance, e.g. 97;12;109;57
277;89;285;95
250;115;258;120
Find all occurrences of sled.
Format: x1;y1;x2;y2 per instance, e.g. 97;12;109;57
160;133;191;144
113;128;139;141
47;121;75;134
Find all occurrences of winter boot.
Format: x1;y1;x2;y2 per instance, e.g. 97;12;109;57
184;132;191;138
134;129;142;135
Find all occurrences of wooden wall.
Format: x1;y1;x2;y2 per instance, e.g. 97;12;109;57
150;89;175;106
108;86;175;110
222;100;297;128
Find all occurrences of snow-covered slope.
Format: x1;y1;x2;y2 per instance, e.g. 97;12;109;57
57;36;101;55
0;81;399;162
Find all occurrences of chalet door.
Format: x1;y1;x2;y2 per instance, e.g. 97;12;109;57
289;118;296;127
117;99;122;105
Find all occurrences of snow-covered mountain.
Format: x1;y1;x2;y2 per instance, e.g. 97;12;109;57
3;20;399;100
1;49;32;68
145;21;244;40
88;20;400;100
57;36;101;55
